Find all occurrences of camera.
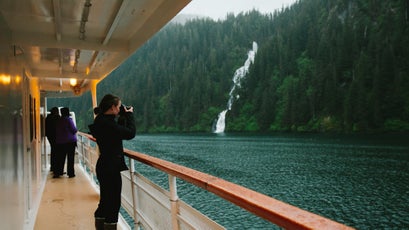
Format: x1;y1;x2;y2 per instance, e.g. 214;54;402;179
119;104;131;115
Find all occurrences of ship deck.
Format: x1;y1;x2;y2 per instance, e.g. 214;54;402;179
34;164;128;230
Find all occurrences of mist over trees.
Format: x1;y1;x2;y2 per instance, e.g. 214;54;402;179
50;0;409;133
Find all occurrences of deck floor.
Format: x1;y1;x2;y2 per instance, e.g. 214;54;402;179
34;164;99;230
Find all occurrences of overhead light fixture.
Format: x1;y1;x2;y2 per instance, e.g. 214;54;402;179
69;78;77;86
70;79;84;95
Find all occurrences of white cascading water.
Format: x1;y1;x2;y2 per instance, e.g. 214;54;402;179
214;41;258;133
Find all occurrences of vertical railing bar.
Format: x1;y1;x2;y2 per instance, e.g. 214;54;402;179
82;136;86;166
79;135;85;171
84;136;88;168
169;175;179;230
80;135;84;165
77;135;81;165
83;137;86;168
129;158;140;230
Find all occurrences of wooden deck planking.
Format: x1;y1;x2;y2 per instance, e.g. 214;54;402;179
34;164;99;230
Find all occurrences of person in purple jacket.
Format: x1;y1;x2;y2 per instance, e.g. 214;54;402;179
55;107;78;178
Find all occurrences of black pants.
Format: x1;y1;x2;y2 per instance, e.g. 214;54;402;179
94;158;122;223
55;142;76;176
49;142;57;171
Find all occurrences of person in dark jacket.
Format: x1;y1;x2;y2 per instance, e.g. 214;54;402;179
88;94;136;230
55;107;78;178
45;107;60;172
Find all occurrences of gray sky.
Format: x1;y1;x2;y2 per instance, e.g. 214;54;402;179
179;0;298;20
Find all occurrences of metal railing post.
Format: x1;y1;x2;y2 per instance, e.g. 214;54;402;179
169;175;179;230
129;158;140;229
80;135;84;164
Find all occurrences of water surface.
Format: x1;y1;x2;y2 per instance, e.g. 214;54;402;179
125;133;409;229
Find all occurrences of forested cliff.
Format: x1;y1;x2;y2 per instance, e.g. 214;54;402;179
50;0;409;133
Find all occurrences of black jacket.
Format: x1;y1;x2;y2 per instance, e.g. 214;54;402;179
89;112;136;171
45;114;60;143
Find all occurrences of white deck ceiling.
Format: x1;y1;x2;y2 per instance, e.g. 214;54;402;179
0;0;190;96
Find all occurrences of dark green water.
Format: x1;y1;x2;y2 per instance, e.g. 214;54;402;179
124;133;409;229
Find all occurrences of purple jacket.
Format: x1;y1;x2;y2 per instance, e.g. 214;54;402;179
56;116;78;144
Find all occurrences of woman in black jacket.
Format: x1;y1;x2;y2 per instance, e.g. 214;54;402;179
89;94;136;230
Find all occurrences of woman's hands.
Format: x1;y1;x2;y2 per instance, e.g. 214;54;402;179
124;106;133;113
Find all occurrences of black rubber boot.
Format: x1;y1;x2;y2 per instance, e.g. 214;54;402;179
104;222;117;230
94;217;104;230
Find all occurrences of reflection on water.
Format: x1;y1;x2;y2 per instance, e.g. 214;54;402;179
125;133;409;229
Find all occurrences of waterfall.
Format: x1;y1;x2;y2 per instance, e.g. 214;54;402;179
213;41;258;133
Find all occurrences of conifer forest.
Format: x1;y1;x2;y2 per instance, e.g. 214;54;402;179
50;0;409;133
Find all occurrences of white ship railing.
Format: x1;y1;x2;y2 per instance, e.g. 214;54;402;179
76;132;353;230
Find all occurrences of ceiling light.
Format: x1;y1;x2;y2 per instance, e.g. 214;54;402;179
69;78;77;86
